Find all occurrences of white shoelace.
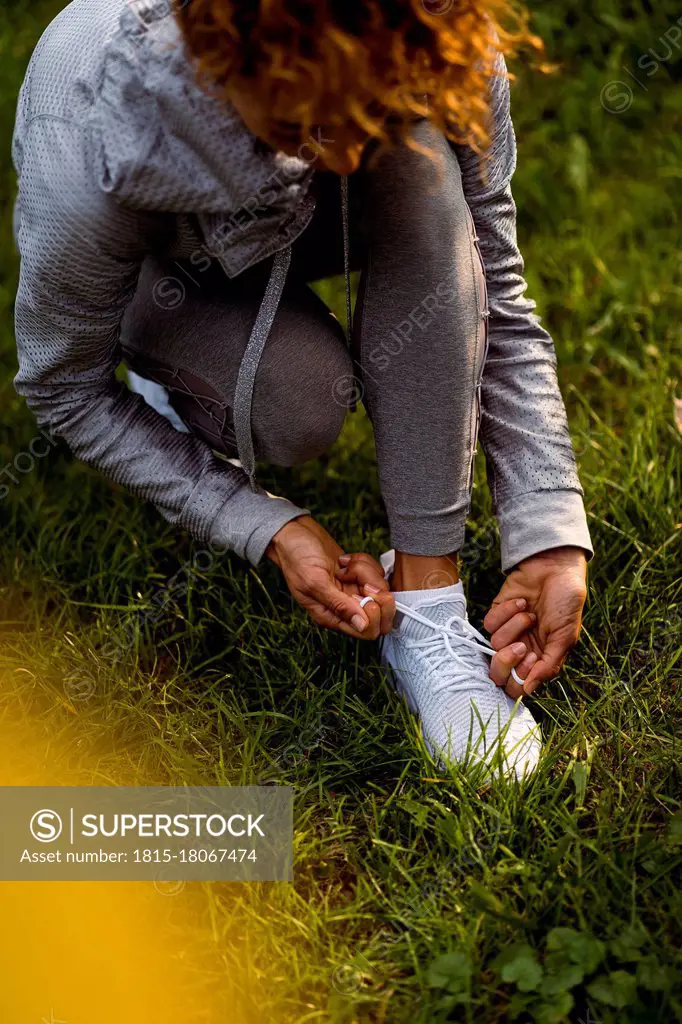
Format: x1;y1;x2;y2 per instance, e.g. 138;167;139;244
393;600;496;695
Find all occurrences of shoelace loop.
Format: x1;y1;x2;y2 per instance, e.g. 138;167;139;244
393;600;496;695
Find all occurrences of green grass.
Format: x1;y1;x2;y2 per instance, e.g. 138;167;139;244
0;1;681;1022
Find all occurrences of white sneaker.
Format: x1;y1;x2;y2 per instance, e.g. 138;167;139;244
380;551;541;780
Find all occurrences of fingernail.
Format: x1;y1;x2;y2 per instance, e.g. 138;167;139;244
351;614;367;632
364;585;381;594
338;555;351;565
528;612;537;621
515;599;526;609
526;652;538;666
512;642;526;655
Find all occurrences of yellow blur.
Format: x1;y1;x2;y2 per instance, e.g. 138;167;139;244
0;711;255;1024
0;881;219;1024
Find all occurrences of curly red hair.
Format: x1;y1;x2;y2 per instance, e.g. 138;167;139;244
176;0;541;154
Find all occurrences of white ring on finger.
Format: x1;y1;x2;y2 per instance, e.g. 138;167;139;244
358;595;376;608
511;666;525;686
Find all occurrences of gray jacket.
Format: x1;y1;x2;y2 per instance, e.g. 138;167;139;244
11;0;593;570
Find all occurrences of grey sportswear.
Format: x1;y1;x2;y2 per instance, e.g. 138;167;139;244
11;0;593;569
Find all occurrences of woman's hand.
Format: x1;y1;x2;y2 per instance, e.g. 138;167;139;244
266;516;395;639
483;546;588;698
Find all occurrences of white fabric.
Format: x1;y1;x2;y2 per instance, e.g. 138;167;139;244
126;370;189;434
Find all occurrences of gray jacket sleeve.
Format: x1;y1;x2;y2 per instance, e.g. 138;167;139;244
12;115;308;565
455;60;593;571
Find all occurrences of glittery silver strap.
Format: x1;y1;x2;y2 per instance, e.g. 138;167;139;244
341;174;357;412
233;245;292;488
341;175;353;343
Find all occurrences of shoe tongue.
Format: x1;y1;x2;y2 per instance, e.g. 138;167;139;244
395;583;467;641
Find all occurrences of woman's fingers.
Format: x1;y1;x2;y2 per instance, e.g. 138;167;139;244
352;593;385;636
312;606;374;639
336;553;389;592
491;646;540;698
306;575;381;639
335;554;396;634
489;641;530;698
519;637;568;693
515;650;539;684
361;585;396;635
483;597;528;634
310;602;380;640
501;652;539;698
489;611;537;651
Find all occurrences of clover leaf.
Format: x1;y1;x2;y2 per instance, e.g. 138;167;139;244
587;969;638;1008
426;951;473;996
495;942;543;993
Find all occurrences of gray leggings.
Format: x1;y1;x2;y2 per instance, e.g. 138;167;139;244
121;121;487;556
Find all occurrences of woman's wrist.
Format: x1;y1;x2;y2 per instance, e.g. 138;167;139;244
266;515;313;567
518;545;588;570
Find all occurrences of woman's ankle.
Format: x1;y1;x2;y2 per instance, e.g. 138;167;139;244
391;551;460;592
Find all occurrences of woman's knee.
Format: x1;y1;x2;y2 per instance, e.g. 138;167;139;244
359;124;482;339
362;121;471;258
